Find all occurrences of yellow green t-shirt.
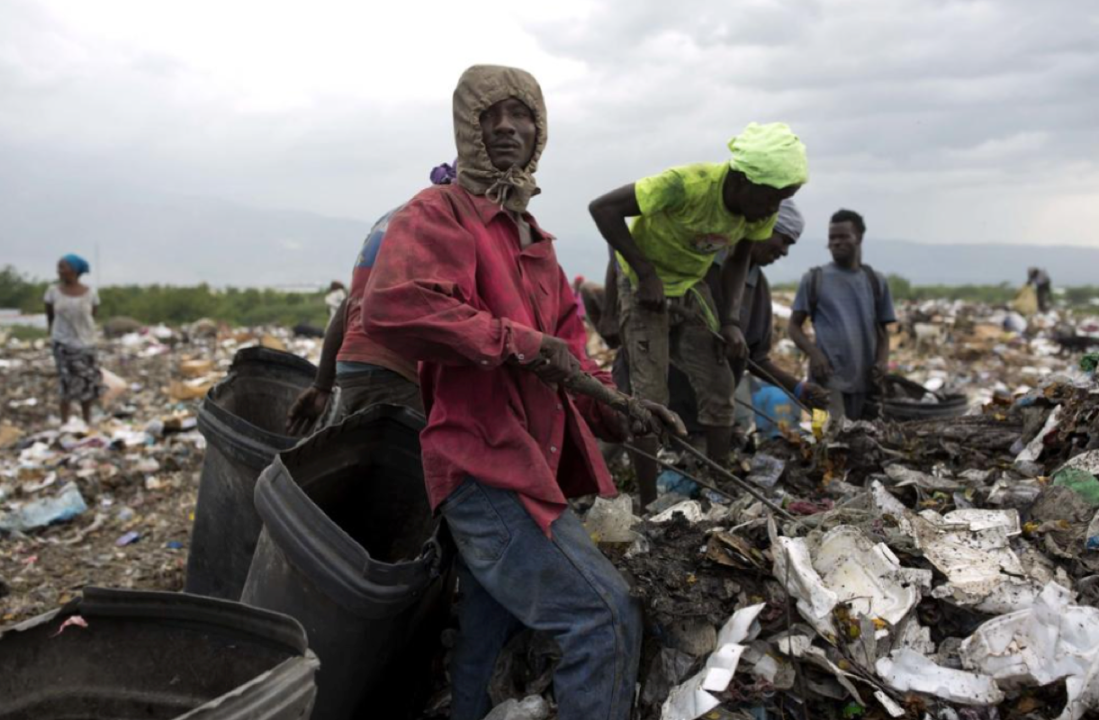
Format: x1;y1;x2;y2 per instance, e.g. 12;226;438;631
618;162;777;297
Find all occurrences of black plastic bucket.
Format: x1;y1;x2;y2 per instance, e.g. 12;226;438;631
241;404;452;720
186;346;320;600
0;587;319;719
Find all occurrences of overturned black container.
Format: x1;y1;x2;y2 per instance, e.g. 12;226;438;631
882;374;969;421
186;346;320;600
0;587;319;719
241;404;452;720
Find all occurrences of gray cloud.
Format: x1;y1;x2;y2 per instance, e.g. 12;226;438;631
0;0;1096;289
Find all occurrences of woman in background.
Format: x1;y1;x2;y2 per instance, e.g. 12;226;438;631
44;254;101;424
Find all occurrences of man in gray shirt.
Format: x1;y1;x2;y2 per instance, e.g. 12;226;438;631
789;209;896;420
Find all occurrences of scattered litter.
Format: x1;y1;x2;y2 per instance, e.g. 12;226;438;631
661;604;764;720
50;615;89;638
876;649;1004;705
747;454;785;489
483;696;551;720
0;483;88;533
115;531;141;547
912;508;1048;613
584;495;640;543
1053;467;1099;507
657;468;700;498
961;582;1099;720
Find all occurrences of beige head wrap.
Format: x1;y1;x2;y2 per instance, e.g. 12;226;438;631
453;65;547;214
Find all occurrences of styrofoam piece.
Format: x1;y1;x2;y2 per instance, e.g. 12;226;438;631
660;604;765;720
651;500;704;525
913;508;1045;613
961;582;1099;720
875;649;1004;705
874;691;906;718
769;521;838;636
770;521;929;637
814;526;931;627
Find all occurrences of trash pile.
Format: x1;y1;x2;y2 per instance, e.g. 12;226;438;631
576;353;1099;720
0;321;322;624
6;298;1099;720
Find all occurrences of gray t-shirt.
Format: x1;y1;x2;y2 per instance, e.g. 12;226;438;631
740;265;773;365
44;284;99;349
792;263;895;393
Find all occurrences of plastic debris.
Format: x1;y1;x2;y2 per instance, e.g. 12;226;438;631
770;521;930;637
661;604;764;720
912;508;1049;613
0;483;88;533
115;531;141;547
961;582;1099;720
657;468;700;498
875;649;1004;706
584;495;640;544
1053;467;1099;507
483;695;551;720
50;614;89;637
747;454;785;489
651;500;706;525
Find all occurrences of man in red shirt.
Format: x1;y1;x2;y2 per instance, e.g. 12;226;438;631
362;65;682;720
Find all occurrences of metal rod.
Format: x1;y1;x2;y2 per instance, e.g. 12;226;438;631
666;435;797;521
621;440;794;522
556;367;796;521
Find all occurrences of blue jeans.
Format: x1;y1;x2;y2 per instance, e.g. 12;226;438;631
441;479;642;720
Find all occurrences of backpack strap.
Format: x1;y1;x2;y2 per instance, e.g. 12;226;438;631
861;264;883;316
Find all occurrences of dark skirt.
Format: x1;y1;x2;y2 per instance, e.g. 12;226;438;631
51;341;103;403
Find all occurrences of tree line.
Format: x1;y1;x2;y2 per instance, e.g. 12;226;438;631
3;265;1097;329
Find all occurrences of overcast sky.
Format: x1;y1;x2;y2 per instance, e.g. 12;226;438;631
2;0;1097;286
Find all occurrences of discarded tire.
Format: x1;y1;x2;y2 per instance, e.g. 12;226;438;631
883;374;969;422
242;404;453;720
186;346;319;600
0;587;319;719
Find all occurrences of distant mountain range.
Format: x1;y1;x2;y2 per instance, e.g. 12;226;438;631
762;239;1099;287
1;179;1096;288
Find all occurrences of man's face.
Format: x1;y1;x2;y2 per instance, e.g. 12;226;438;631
480;97;537;172
738;182;799;222
828;221;861;263
752;232;796;267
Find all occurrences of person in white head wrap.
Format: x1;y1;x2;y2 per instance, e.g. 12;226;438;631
734;198;829;407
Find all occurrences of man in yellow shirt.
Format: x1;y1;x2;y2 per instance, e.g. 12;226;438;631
589;123;808;507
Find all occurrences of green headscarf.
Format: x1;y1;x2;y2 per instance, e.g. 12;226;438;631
727;122;808;189
452;65;547;214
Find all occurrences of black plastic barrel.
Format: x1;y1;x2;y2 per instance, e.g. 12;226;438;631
186;346;320;600
241;404;452;720
0;587;319;719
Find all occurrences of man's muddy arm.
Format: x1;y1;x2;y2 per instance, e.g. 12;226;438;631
314;298;346;392
719;241;753;326
589;184;654;280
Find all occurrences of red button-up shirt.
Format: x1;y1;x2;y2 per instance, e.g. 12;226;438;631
361;183;623;535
